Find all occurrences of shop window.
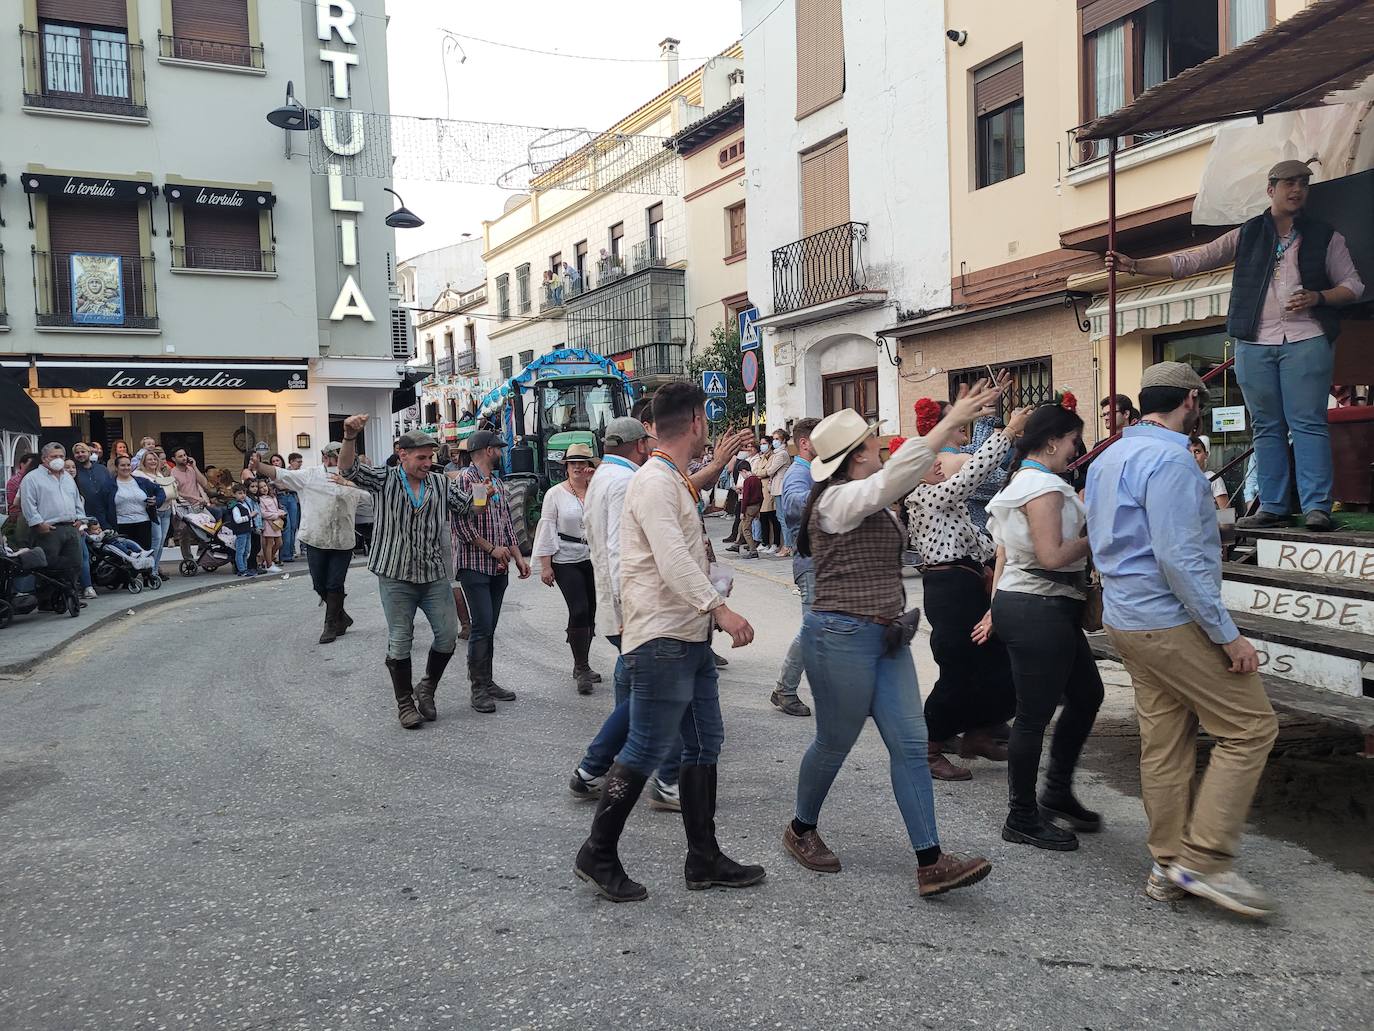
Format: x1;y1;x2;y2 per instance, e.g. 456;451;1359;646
160;0;262;69
516;263;531;314
726;202;746;257
796;0;844;119
974;53;1024;188
823;368;877;421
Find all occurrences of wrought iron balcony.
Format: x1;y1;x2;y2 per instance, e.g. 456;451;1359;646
157;32;264;70
171;245;274;273
630;239;667;273
629;343;687;381
20;28;147;118
33;249;158;330
541;277;586;310
456;348;477;373
771;222;870;315
595;255;628;288
435;356;454;378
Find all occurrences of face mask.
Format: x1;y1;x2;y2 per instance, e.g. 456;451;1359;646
758;442;770;453
48;458;66;472
735;451;746;460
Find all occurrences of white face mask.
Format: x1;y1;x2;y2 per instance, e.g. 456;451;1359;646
48;458;66;472
758;442;770;452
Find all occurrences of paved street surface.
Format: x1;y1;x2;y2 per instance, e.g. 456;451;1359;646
2;533;1372;1030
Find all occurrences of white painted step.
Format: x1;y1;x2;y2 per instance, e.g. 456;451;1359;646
1242;527;1374;582
1230;612;1374;699
1222;564;1374;636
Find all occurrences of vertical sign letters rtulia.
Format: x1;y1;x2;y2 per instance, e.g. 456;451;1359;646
318;1;375;323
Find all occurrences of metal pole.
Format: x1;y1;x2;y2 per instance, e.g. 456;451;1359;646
1107;137;1118;435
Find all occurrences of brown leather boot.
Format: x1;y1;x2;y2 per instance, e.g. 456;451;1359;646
928;741;972;781
319;591;345;644
917;852;992;897
960;728;1009;762
385;657;422;729
569;627;595;695
783;823;841;873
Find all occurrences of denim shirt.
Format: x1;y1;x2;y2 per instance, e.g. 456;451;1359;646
779;456;814;578
1085;423;1238;645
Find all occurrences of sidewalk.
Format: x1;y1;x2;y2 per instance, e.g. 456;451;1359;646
0;556;363;675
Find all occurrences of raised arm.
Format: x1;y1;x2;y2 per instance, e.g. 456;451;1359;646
692;427;752;491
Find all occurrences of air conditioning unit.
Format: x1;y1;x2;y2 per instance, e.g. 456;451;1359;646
390;306;415;359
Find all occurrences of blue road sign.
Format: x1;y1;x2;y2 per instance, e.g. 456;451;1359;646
737;306;760;351
705;397;726;422
701;370;727;397
740;350;760;393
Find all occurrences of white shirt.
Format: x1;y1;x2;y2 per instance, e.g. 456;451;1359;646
986;468;1087;599
19;468;86;526
114;477;151;524
273;466;364;551
532;481;591;563
815;434;937;535
584;455;636;636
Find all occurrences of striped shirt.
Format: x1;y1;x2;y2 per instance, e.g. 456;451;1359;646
452;465;521;577
344;461;472;583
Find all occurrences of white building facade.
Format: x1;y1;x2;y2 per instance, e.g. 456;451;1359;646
0;0;404;473
741;0;952;428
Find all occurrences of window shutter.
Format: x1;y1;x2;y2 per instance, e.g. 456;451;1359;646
800;135;850;237
170;0;250;45
37;0;128;26
796;0;844;118
184;207;261;268
48;198;141;257
974;62;1024;116
1080;0;1153;35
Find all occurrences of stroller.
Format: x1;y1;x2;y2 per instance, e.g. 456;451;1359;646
175;504;236;576
0;544;81;627
87;530;162;594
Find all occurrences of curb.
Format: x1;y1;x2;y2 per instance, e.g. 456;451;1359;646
0;557;366;676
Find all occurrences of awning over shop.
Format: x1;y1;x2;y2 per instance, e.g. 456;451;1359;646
0;379;40;434
1077;0;1374;141
31;359;308;391
392;368;425;413
21;172;155;202
164;183;275;209
1085;270;1233;342
0;359;31;384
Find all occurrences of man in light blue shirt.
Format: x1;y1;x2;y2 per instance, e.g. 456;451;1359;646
771;417;818;717
1085;361;1277;918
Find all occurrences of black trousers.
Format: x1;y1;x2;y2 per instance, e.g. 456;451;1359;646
991;590;1104;822
758;510;781;548
305;543;352;595
552;558;597;631
922;563;1016;742
117;520;153;550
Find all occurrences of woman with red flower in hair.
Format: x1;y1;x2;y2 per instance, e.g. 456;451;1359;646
908;391;1032;781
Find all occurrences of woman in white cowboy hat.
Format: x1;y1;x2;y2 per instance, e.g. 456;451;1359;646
782;376;1004;899
533;442;603;693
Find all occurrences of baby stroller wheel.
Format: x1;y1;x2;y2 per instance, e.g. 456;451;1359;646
67;592;81;618
147;574;163;590
179;559;198;577
127;579;143;595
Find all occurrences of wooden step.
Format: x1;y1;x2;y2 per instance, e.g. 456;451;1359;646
1231;611;1374;697
1240;527;1374;582
1222;563;1374;637
1088;633;1374;737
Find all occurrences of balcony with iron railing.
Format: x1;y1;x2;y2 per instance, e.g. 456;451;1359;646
20;28;148;119
628;343;687;381
157;32;264;70
435;356;454;378
0;245;8;329
456;347;477;373
171;244;275;274
33;249;158;330
630;238;667;274
1063;120;1218;180
771;222;879;318
541;277;587;311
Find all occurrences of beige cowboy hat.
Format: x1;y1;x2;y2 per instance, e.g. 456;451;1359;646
810;409;882;483
560;442;600;466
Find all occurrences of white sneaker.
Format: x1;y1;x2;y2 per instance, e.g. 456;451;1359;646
568;768;604;799
1145;862;1188;902
265;564;283;573
1168;864;1275;918
648;777;681;812
82;587;98;600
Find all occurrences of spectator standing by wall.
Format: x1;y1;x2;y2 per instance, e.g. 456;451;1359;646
69;444;115;533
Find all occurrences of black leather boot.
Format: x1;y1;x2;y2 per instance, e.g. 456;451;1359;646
413;649;454;722
575;762;649;902
385;657;422;729
319;591;345;644
479;638;516;701
678;765;766;890
569;627;595;695
338;592;354;631
1039;763;1102;833
467;645;495;714
1003;724;1076;849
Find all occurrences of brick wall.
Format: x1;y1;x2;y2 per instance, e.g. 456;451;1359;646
895;306;1095;437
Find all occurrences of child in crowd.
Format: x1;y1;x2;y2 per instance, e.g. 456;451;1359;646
228;483;260;577
257;481;285;573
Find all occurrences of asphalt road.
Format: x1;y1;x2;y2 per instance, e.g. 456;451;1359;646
1;544;1371;1030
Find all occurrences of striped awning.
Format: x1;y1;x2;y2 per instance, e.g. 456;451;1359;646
1086;269;1232;341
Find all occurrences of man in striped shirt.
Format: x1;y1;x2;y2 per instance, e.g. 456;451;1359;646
338;415;473;730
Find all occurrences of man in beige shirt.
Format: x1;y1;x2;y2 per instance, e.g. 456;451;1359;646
575;381;761;904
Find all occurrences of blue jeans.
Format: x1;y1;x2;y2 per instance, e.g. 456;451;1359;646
797;611;940;851
618;637;723;777
304;544;351;595
79;535;93;589
580;634;680;784
456;568;508;662
149;509;170;569
233;533;252;574
1235;335;1333;515
377;575;459;659
776;567;815;696
279;493;300;560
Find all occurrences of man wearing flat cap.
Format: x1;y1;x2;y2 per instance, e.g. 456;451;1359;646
1086;361;1278;918
1110;159;1363;532
338;416;474;730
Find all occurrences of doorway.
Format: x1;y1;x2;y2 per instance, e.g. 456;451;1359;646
161;431;205;469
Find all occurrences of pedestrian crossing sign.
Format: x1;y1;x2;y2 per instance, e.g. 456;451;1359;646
702;371;728;397
737;306;760;351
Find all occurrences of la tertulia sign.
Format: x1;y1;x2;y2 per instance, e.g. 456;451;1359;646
317;0;375;325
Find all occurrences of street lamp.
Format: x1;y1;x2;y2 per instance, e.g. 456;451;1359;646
383;187;425;229
265;80;319;131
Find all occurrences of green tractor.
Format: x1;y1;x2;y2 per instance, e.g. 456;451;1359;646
472;348;638;551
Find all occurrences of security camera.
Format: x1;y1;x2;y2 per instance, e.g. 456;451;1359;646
946;29;968;46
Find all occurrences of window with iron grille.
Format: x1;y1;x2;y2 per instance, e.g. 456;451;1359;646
500;356;513;379
496;274;510;320
516;263;531;313
519;349;534;369
948;357;1054;413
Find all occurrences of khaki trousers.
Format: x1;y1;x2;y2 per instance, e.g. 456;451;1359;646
1107;621;1278;874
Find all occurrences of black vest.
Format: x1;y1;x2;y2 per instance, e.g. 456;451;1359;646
1227;211;1340;342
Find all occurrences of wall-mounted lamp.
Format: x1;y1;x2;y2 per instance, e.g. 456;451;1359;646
383;187;425;229
296;433;312;450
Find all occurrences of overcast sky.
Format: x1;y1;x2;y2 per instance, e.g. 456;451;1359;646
384;0;744;260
